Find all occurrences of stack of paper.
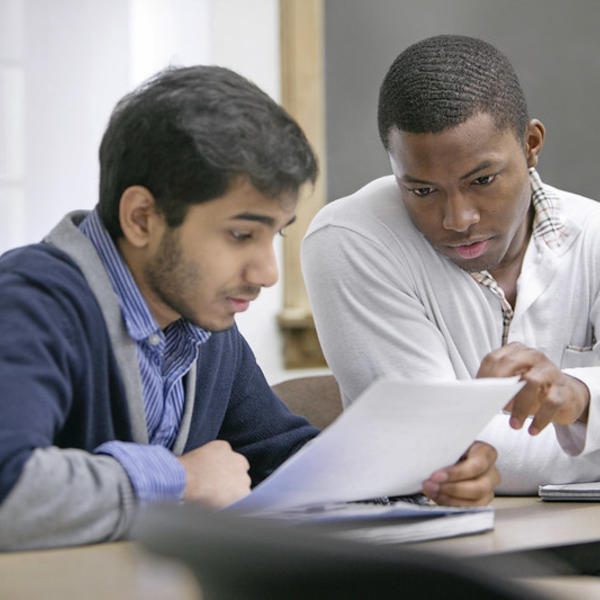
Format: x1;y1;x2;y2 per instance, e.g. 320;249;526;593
227;376;523;543
539;482;600;501
255;495;494;544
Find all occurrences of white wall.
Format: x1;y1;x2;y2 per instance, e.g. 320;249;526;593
129;0;211;85
0;0;26;251
23;0;131;243
0;0;314;383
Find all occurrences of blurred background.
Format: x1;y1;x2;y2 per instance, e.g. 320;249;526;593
325;0;600;203
1;0;599;384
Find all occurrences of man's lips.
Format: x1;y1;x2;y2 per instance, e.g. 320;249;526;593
445;238;492;260
227;297;258;312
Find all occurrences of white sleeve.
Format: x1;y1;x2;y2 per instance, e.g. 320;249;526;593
478;413;600;494
302;224;456;405
302;217;600;468
553;224;600;456
553;366;600;456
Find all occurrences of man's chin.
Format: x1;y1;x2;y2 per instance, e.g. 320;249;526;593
435;238;502;274
185;314;236;333
446;254;497;274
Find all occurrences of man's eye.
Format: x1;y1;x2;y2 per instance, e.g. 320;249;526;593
278;229;287;238
231;231;252;241
473;174;496;186
411;187;434;197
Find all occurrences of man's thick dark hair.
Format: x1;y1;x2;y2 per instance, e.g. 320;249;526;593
377;35;529;148
98;65;318;239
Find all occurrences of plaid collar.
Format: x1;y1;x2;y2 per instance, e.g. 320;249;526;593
470;168;567;344
528;167;568;249
472;167;568;280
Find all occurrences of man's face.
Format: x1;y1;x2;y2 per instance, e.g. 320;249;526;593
388;113;539;274
142;178;297;331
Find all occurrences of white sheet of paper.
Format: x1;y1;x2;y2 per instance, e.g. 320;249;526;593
231;376;523;513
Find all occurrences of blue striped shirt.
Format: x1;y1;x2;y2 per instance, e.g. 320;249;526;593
80;210;211;502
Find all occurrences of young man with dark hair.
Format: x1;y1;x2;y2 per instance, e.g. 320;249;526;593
303;35;600;506
0;65;319;550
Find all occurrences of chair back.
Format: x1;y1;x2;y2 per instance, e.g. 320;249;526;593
272;374;343;430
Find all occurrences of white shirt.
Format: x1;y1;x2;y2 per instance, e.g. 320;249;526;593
302;173;600;493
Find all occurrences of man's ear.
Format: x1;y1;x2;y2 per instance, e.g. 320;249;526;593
118;186;164;248
524;119;545;168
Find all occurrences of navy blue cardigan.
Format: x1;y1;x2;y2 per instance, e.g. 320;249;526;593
0;242;318;505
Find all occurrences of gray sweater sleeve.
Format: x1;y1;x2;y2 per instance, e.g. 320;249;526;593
0;447;137;551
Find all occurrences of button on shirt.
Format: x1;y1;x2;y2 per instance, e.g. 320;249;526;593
79;210;211;502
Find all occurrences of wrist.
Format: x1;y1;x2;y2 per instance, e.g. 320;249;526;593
568;375;590;423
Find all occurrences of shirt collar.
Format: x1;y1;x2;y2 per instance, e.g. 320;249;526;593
470;167;571;289
79;209;211;345
528;167;569;250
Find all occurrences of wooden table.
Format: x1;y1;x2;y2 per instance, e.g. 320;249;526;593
415;496;600;597
2;497;599;599
0;541;202;600
419;496;600;556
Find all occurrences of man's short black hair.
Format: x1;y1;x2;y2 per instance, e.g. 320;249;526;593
377;34;529;148
98;65;318;239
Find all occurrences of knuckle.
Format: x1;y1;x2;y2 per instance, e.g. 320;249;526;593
471;457;487;474
475;441;497;461
545;395;562;409
214;439;232;450
481;353;495;366
524;372;544;387
530;348;545;361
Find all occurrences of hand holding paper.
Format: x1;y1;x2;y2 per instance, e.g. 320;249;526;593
231;376;523;514
423;440;500;506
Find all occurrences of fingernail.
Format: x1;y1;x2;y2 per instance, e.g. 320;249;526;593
509;416;521;429
529;425;539;436
431;471;449;483
423;481;440;494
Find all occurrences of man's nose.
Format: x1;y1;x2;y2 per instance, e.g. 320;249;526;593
442;192;480;232
244;243;279;288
